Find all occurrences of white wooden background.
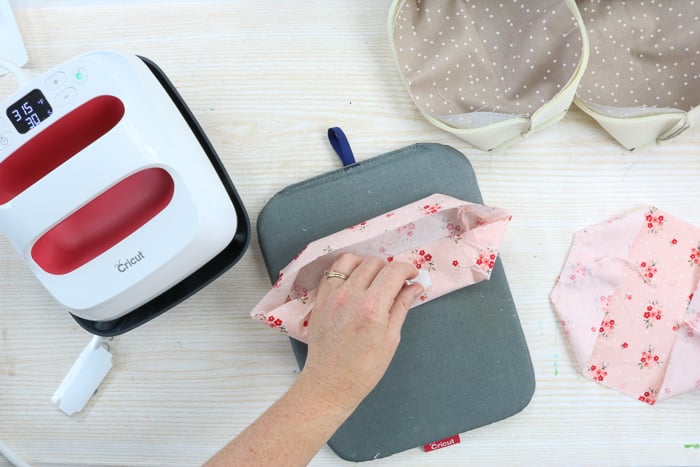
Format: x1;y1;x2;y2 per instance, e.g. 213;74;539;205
1;1;699;466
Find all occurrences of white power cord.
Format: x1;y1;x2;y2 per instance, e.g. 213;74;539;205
0;439;31;467
0;334;114;467
0;52;33;467
2;4;36;466
0;58;30;87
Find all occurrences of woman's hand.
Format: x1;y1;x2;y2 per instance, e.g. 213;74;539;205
205;253;422;466
299;253;423;414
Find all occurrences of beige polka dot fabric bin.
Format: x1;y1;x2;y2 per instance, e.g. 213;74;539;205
575;1;700;150
389;0;700;151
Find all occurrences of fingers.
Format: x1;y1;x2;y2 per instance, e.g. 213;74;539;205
322;254;417;295
367;260;419;307
316;253;363;302
344;256;387;290
324;253;363;286
316;253;422;327
387;283;422;337
368;260;418;290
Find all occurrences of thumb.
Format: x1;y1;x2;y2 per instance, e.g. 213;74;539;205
387;284;423;336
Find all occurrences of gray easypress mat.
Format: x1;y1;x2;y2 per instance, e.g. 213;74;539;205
256;143;535;461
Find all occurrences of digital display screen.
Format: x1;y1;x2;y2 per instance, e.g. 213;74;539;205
6;89;53;134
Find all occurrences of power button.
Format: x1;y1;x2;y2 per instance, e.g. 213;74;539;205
73;67;88;85
0;131;11;151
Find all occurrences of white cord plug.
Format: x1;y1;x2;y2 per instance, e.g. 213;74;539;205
51;335;114;416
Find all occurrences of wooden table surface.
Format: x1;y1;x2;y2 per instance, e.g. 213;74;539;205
1;1;699;465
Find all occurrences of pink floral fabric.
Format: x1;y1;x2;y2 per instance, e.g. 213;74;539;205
251;194;511;343
551;208;700;405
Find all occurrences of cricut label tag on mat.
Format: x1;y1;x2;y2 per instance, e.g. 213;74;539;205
424;434;461;452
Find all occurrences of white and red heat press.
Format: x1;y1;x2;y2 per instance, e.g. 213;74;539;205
0;50;249;336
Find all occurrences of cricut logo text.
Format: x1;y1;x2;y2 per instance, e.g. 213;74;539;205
115;251;145;272
423;434;461;452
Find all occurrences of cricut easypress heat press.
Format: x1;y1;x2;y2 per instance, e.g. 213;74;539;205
0;51;249;336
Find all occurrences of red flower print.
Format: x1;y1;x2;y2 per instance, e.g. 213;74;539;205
588;363;609;382
639;345;662;370
396;222;417;238
303;320;309;327
273;272;284;289
621;342;629;349
446;222;464;243
643;301;663;328
387;256;394;263
452;260;459;267
411;249;436;271
638;388;658;405
421;203;442;215
292;284;309;304
475;248;498;273
293;246;307;260
597;313;615;338
689;243;700;266
671;239;678;245
265;314;286;333
567;262;590;284
639;260;658;283
645;208;664;233
349;220;368;231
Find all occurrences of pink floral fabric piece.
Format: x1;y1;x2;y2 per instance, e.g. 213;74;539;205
552;207;700;405
251;194;511;343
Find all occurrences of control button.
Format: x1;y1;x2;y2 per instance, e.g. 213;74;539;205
72;67;88;85
57;87;77;106
45;71;67;90
0;132;11;151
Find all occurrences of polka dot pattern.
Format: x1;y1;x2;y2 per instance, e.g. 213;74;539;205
392;0;583;129
577;0;700;116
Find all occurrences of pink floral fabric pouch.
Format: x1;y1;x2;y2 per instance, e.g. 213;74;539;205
551;208;700;405
251;193;511;343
